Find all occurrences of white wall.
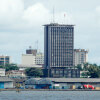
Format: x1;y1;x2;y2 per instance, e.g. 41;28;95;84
0;68;5;76
22;54;35;65
4;82;14;88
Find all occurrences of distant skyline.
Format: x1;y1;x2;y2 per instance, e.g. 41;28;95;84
0;0;100;65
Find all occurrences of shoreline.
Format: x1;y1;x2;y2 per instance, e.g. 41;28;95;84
0;89;100;91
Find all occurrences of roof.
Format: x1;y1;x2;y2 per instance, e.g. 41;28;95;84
38;78;52;85
13;78;25;82
18;64;42;68
34;78;100;83
25;78;38;85
44;23;75;26
0;77;13;82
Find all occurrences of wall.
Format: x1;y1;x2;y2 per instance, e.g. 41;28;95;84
4;82;13;88
22;54;35;65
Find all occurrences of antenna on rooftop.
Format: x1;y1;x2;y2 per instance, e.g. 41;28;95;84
53;7;55;23
64;13;66;24
35;40;38;51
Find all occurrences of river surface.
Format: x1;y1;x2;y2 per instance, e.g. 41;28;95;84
0;91;100;100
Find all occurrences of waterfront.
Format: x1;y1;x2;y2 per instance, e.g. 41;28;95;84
0;91;100;100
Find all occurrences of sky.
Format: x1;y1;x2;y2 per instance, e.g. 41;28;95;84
0;0;100;65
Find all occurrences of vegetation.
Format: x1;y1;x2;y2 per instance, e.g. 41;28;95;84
0;63;19;71
88;64;100;78
25;67;43;77
76;63;100;78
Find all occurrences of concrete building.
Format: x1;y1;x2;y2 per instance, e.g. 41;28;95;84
22;54;35;65
74;49;88;66
6;70;26;77
22;48;44;68
44;23;74;68
0;55;11;66
0;68;5;76
35;52;44;65
0;77;13;89
43;23;79;77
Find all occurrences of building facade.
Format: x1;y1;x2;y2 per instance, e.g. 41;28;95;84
44;23;74;68
22;47;44;67
6;70;26;77
0;68;5;76
74;49;88;66
0;56;11;66
22;54;35;65
43;67;80;78
25;78;100;89
0;77;13;89
35;52;44;65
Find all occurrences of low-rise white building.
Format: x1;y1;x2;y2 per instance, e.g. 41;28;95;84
0;68;5;76
74;49;88;66
0;77;14;89
21;50;44;69
6;70;26;77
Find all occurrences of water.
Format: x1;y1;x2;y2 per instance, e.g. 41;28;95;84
0;91;100;100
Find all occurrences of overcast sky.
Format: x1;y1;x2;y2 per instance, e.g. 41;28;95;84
0;0;100;65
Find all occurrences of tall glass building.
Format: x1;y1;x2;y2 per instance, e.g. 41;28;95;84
44;23;74;68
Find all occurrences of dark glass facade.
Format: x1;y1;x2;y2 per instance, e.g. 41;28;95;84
26;49;37;56
44;23;74;68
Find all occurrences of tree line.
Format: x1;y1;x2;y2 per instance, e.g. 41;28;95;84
1;63;100;78
75;63;100;78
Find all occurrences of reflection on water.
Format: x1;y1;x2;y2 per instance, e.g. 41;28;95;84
0;91;100;100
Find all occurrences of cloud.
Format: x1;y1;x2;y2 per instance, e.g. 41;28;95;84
0;0;100;65
0;0;24;25
0;0;72;32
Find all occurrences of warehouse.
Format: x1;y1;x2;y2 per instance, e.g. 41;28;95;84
25;78;100;89
48;78;100;89
25;78;38;89
25;78;52;89
0;77;14;89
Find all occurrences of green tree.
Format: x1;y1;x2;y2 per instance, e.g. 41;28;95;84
87;65;100;78
25;67;43;77
83;63;89;71
81;71;89;78
4;63;19;71
75;64;83;71
0;65;4;68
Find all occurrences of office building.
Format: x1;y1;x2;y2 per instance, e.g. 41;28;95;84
44;23;80;78
44;23;74;68
0;55;11;66
74;49;88;66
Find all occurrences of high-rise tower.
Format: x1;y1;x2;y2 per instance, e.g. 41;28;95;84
44;23;74;68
